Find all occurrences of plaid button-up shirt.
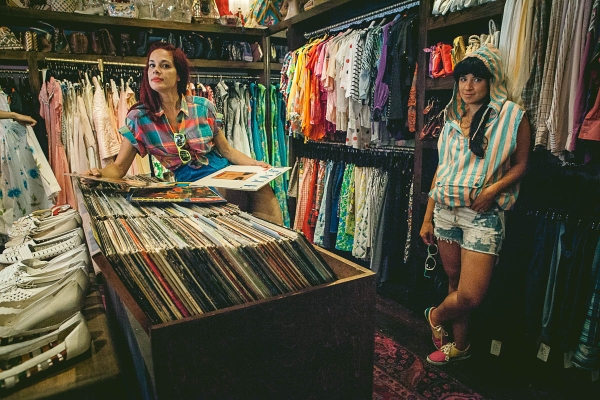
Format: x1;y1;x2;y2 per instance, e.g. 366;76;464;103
120;95;219;172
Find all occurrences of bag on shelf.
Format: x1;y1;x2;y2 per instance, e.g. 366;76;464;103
0;26;23;50
204;36;220;59
251;42;263;62
68;32;89;53
21;30;38;51
465;35;480;55
482;19;500;48
49;0;77;13
440;42;453;76
451;35;465;68
431;43;445;78
120;33;132;56
98;29;116;56
54;27;70;53
89;31;103;55
189;33;205;59
240;42;253;62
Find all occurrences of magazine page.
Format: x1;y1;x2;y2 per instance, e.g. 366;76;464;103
188;166;291;191
128;184;227;204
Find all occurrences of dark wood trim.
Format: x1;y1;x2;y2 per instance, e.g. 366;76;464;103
268;0;356;34
427;0;506;30
426;76;455;90
0;6;264;36
0;50;28;60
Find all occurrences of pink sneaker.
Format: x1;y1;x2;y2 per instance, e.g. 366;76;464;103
426;342;471;366
424;307;448;349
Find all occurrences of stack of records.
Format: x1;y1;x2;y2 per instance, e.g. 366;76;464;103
80;189;338;324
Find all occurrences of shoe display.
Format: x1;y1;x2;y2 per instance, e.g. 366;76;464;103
426;342;471;365
0;275;87;341
0;312;91;389
0;244;89;287
5;213;82;248
0;229;85;264
424;307;448;350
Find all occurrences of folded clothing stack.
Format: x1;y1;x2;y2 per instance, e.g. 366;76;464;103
0;205;92;390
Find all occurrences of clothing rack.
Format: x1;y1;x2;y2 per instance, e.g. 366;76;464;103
304;0;420;39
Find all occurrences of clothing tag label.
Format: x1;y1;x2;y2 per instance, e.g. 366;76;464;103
564;352;573;368
592;370;599;382
537;343;550;362
490;340;502;356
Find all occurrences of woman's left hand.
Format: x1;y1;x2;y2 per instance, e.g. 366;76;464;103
252;160;271;169
470;186;496;213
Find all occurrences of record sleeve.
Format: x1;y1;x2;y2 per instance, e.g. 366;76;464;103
128;184;227;204
188;166;291;191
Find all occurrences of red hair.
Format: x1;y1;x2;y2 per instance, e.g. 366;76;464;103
134;41;190;121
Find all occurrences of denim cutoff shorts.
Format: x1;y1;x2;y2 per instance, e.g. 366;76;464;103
433;203;505;256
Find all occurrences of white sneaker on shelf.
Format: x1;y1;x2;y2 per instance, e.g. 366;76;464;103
0;273;87;340
0;312;91;389
0;229;85;264
6;211;81;245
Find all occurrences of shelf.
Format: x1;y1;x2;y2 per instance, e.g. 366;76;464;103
425;76;455;90
0;7;264;36
271;62;283;72
427;0;506;30
0;49;28;61
268;0;402;34
1;51;265;70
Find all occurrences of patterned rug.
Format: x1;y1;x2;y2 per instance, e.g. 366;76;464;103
373;332;486;400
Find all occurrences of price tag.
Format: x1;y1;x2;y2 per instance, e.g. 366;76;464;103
564;352;573;368
490;340;502;356
537;343;550;362
592;370;599;382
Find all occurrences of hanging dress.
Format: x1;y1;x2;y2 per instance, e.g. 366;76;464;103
39;77;75;207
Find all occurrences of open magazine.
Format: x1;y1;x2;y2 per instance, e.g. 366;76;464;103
127;184;227;204
67;173;177;190
189;166;291;191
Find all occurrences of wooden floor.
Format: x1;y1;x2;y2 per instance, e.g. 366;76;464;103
375;295;599;400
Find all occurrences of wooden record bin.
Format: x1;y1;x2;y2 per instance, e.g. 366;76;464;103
92;245;376;399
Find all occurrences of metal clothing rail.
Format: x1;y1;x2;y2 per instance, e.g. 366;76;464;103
304;0;420;39
103;61;145;68
44;57;100;65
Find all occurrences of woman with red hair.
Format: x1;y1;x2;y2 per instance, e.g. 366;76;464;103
84;41;283;224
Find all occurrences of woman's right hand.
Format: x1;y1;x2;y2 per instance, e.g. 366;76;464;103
83;168;102;177
420;220;435;245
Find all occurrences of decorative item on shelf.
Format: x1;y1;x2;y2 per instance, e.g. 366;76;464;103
135;0;155;19
171;0;192;22
107;2;139;17
245;0;283;27
191;0;220;23
8;0;50;8
21;30;38;52
0;26;23;50
48;0;77;12
218;14;243;26
68;32;89;54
